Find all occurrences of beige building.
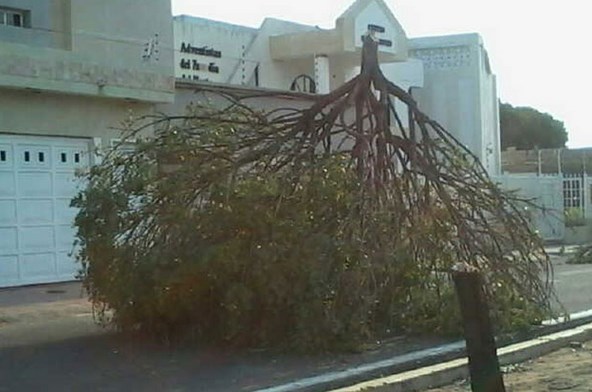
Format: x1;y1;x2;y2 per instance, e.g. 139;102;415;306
0;0;175;287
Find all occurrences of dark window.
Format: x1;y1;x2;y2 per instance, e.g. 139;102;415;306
38;151;44;162
74;153;80;163
0;7;27;28
24;151;30;162
0;150;6;162
61;152;67;163
10;13;21;26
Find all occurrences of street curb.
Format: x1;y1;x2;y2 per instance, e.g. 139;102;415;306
255;311;592;392
329;321;592;391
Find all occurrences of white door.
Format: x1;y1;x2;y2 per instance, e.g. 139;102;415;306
0;135;91;287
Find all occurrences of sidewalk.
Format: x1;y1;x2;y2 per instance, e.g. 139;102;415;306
0;283;457;392
1;258;590;392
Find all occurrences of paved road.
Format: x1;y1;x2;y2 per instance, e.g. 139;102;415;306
0;256;590;391
552;255;592;313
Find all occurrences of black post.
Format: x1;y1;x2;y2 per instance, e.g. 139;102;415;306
452;270;506;392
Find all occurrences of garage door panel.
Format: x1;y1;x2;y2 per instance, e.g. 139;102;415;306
20;226;55;250
57;251;78;277
55;147;85;169
0;172;16;197
19;199;54;224
56;225;76;250
18;172;53;197
55;198;78;223
0;200;17;225
0;228;18;253
0;135;90;287
0;255;19;282
54;173;83;197
17;145;52;169
0;144;14;168
20;253;56;278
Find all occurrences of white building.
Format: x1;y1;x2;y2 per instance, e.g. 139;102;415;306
172;0;501;175
0;0;501;287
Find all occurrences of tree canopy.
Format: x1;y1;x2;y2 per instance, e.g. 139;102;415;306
500;103;567;150
72;38;557;351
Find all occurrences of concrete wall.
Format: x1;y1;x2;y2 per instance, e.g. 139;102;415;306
173;15;316;90
502;147;592;175
478;47;501;175
494;174;565;241
159;82;315;116
0;0;175;103
173;16;257;84
409;34;501;175
0;0;71;49
0;89;153;147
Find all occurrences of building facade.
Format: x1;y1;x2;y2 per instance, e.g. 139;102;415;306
0;0;175;287
1;0;502;287
172;0;501;175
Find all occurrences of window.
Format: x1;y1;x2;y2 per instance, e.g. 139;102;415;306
563;177;582;209
0;7;26;28
564;176;586;226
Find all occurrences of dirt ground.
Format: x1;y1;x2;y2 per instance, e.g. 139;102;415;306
427;341;592;392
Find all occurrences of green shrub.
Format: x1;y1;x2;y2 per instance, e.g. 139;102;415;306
565;207;586;227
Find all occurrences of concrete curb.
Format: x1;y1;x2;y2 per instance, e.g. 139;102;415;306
330;321;592;391
255;310;592;392
545;245;580;256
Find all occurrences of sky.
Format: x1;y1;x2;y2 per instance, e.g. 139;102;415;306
171;0;591;148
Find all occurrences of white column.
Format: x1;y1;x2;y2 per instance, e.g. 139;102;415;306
91;137;103;165
314;55;330;94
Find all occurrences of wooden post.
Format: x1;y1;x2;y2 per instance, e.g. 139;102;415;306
452;270;506;392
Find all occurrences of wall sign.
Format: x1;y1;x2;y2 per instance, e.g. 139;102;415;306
180;42;222;58
178;42;222;81
361;25;392;47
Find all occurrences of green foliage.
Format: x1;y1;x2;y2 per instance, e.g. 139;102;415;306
500;103;567;150
564;207;586;228
73;118;550;352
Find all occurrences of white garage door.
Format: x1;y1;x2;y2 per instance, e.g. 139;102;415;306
0;135;91;287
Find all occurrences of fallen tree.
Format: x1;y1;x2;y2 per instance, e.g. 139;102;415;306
73;35;557;351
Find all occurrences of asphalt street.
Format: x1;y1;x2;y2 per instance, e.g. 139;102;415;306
0;254;590;392
552;255;592;313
